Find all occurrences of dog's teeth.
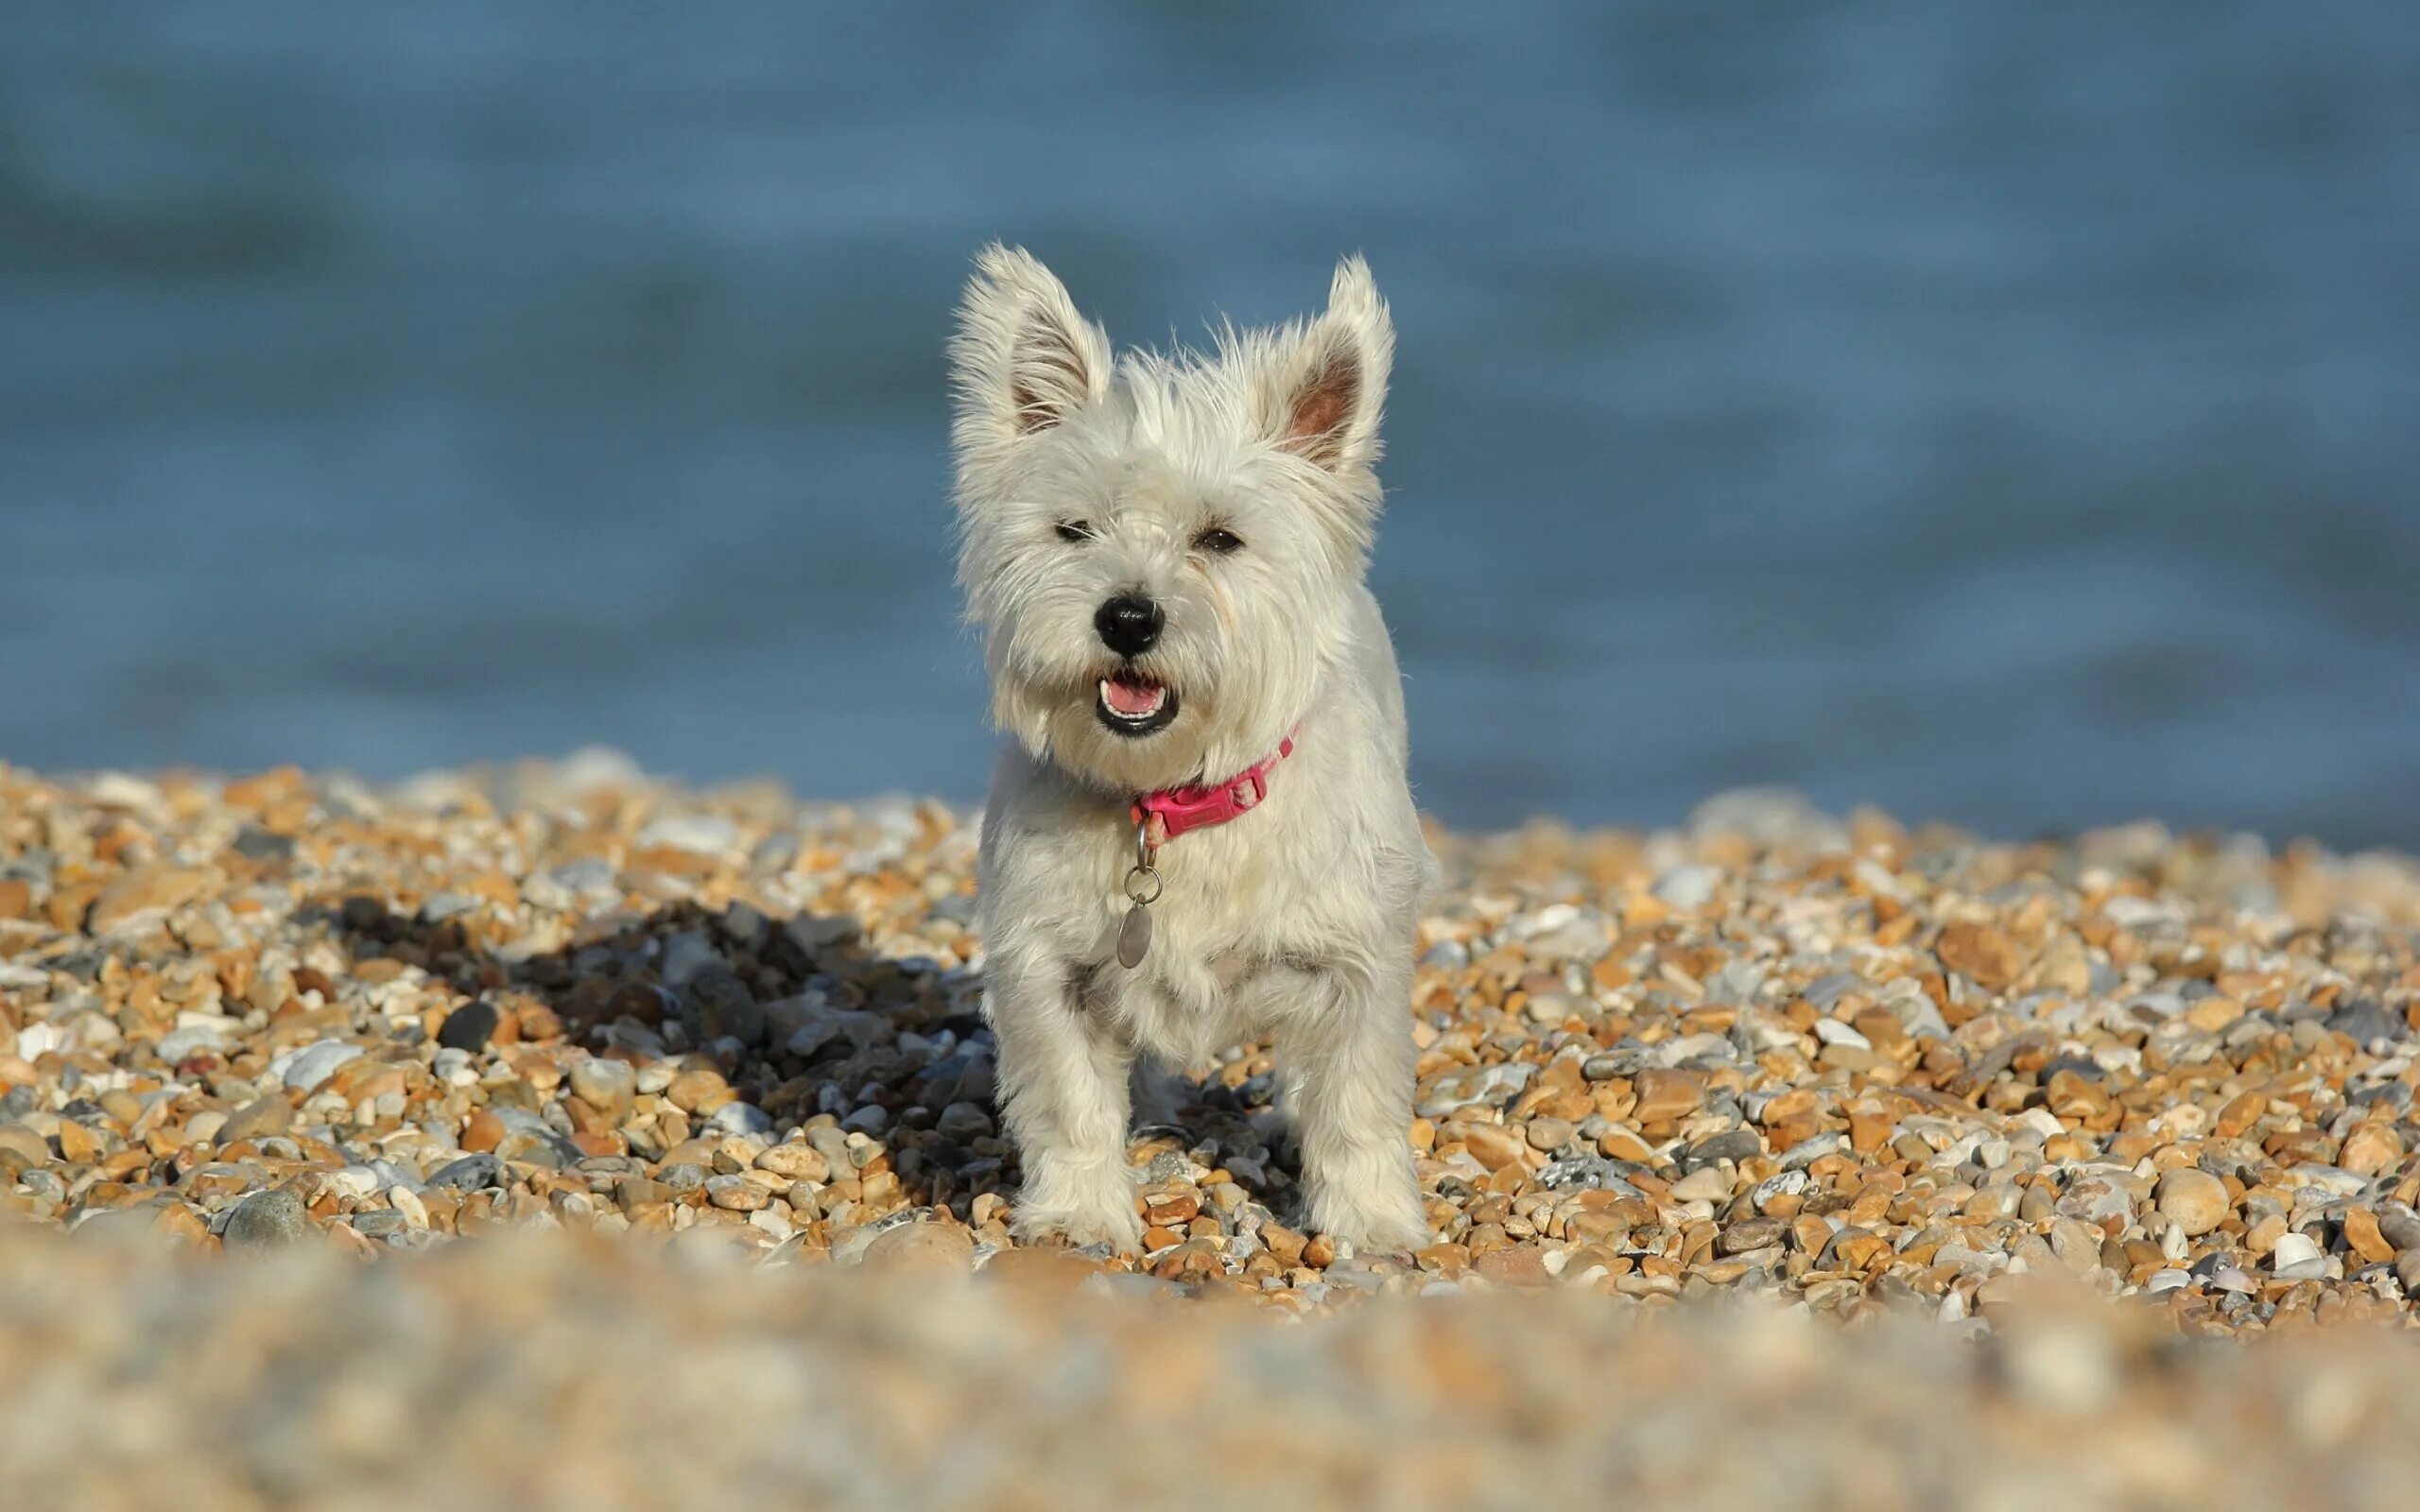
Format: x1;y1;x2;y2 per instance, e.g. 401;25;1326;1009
1098;677;1167;720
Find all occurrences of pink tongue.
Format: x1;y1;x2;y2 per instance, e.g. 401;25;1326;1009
1104;678;1163;716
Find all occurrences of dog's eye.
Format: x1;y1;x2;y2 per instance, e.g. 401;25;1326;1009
1055;520;1094;542
1193;527;1244;555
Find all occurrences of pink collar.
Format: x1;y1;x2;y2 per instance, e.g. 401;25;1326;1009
1130;730;1297;849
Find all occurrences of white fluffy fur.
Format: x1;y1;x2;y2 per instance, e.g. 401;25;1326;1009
951;246;1432;1254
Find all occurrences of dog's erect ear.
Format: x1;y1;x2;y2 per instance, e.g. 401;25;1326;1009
950;246;1112;476
1267;255;1393;476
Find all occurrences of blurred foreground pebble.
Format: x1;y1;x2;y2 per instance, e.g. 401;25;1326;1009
2;1227;2418;1511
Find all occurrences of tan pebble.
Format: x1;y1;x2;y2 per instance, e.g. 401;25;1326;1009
1473;1244;1553;1286
864;1221;973;1274
981;1246;1100;1290
1935;919;2018;989
1964;1184;2023;1221
55;1120;101;1164
216;1095;292;1144
1716;1215;1785;1255
88;864;217;933
1461;1123;1529;1172
754;1143;831;1183
458;1110;505;1155
1632;1069;1705;1124
1847;1112;1894;1153
1303;1233;1337;1268
1668;1167;1732;1204
0;1124;47;1168
2341;1124;2403;1177
704;1176;771;1211
1414;1242;1471;1273
568;1057;636;1118
320;1221;377;1260
2030;934;2092;995
1597;1127;1655;1162
2243;1212;2287;1256
150;1200;211;1246
2214;1091;2265;1139
2342;1207;2396;1265
1826;1228;1891;1271
1259;1222;1307;1267
2156;1168;2229;1238
1525;1116;1576;1151
665;1070;731;1114
614;1177;671;1212
1142;1185;1201;1227
1150;1238;1226;1282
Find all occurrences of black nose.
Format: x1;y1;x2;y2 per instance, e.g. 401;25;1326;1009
1094;594;1163;658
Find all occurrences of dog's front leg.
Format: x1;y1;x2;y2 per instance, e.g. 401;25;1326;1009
986;956;1143;1253
1277;964;1432;1254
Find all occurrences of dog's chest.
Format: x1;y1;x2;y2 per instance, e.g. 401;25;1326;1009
1086;828;1310;1051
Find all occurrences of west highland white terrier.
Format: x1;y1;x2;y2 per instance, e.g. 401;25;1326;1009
949;246;1433;1254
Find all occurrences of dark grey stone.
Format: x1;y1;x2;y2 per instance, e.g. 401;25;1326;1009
1679;1128;1764;1172
2327;998;2402;1047
682;965;765;1048
437;1000;501;1052
425;1153;506;1191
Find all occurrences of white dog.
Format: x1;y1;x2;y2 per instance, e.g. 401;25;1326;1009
950;246;1434;1255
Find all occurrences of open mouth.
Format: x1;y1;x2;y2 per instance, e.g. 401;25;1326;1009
1096;672;1179;737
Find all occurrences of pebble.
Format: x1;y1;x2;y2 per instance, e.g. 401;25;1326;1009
705;1176;771;1211
569;1057;637;1118
2269;1231;2326;1278
1414;1062;1533;1118
1651;866;1721;909
683;966;767;1049
221;1189;311;1247
436;1000;501;1052
281;1040;364;1093
2154;1169;2229;1238
427;1154;506;1192
863;1221;975;1274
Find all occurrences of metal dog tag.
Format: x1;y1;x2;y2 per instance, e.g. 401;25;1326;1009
1115;900;1153;969
1117;819;1164;970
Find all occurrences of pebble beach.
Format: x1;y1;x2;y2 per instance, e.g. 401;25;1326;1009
6;753;2420;1505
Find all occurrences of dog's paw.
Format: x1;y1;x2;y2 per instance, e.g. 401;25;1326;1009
1011;1201;1145;1256
1305;1192;1432;1258
1325;1217;1435;1259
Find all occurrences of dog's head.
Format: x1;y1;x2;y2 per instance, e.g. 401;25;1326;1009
949;246;1392;795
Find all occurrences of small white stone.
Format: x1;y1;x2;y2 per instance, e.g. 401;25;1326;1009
2269;1231;2323;1271
1668;1167;1734;1203
323;1166;379;1200
389;1186;429;1229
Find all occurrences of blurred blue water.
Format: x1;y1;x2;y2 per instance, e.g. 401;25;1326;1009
3;4;2416;845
